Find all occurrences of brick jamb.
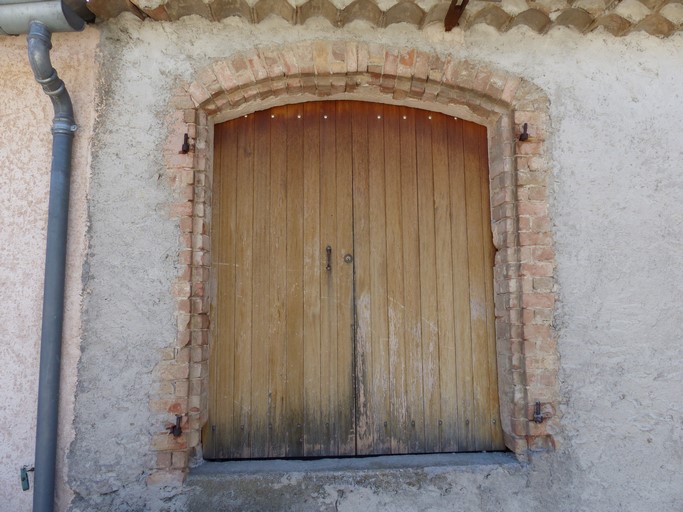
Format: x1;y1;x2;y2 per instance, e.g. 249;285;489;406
149;41;559;486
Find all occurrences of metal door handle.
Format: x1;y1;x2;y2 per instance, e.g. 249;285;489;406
326;245;332;271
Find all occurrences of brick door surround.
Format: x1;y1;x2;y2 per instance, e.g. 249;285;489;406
148;41;559;487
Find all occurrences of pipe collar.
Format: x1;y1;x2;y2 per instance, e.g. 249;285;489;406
0;1;85;35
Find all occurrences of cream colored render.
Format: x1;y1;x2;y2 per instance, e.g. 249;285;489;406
0;27;98;512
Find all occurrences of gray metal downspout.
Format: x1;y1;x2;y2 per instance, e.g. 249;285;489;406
1;2;86;509
27;20;77;512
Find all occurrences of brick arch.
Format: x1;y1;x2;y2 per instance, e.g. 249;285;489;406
149;41;559;486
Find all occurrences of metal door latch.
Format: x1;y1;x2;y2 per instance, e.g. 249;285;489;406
533;401;544;424
20;466;34;491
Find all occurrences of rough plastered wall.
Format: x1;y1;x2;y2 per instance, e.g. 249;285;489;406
0;28;99;512
69;13;683;512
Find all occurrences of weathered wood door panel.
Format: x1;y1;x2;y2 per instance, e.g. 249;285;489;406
205;104;355;459
204;101;504;460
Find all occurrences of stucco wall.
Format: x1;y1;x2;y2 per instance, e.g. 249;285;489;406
2;12;681;512
0;28;98;512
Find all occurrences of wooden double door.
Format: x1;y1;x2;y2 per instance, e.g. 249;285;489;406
204;101;504;459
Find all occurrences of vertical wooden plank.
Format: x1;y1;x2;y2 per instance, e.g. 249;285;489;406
250;110;271;458
302;102;323;456
448;118;475;451
383;105;408;454
211;121;239;458
268;106;288;457
462;120;491;451
204;122;221;458
415;110;441;453
233;113;255;458
319;102;338;456
366;102;391;455
398;106;425;453
478;124;505;450
334;101;356;455
430;113;459;452
204;123;222;457
285;104;305;457
351;102;373;454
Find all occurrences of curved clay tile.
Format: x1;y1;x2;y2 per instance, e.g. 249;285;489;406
87;0;143;20
384;1;425;27
299;0;339;26
165;0;213;20
135;5;171;21
590;13;632;35
530;0;571;16
340;0;383;27
254;0;296;23
423;2;450;28
637;0;665;11
466;5;512;31
569;0;609;17
629;12;676;35
210;0;252;21
507;8;552;32
612;0;652;23
552;7;593;31
659;0;683;25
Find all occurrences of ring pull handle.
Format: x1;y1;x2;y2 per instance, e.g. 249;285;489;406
325;245;332;272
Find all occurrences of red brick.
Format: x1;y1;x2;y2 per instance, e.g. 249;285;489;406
342;42;356;74
155;452;172;469
151;434;187;452
532;308;553;323
259;48;284;78
187;82;210;106
172;450;189;469
523;325;551;341
522;293;555;309
157;362;190;381
146;470;186;487
533;246;555;261
519;232;552;246
166;152;194;169
521;262;554;277
330;42;347;74
176;330;191;348
175;380;189;397
313;41;332;75
212;61;238;92
501;76;522;104
518;201;547;216
525;186;546;201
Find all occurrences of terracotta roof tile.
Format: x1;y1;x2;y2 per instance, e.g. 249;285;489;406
81;0;683;37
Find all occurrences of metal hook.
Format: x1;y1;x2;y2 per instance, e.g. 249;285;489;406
168;415;183;437
533;401;544;424
181;133;190;154
519;123;529;142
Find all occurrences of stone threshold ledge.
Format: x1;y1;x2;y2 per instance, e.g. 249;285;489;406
191;452;518;475
187;453;526;510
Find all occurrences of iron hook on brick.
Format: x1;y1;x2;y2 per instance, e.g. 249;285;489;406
519;123;529;141
533;401;544;424
181;133;191;154
168;415;183;437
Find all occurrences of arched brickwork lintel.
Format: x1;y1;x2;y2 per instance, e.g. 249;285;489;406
149;42;558;486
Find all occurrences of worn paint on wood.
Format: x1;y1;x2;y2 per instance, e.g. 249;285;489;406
204;101;504;459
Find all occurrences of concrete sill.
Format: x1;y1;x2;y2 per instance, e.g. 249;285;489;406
191;451;518;475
